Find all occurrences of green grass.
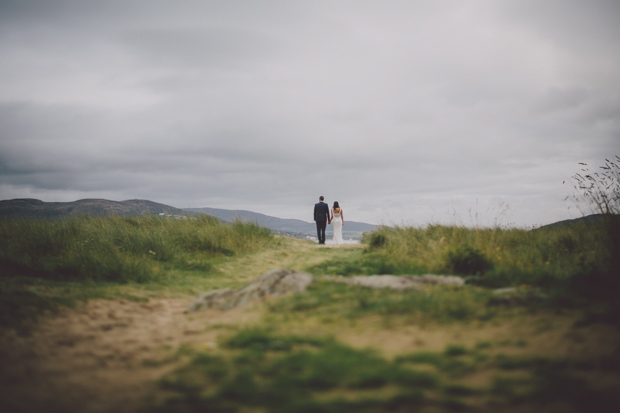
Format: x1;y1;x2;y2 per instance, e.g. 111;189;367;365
0;215;275;283
303;216;620;326
151;330;620;412
268;280;497;324
151;330;441;413
2;212;620;411
0;215;276;329
358;217;618;287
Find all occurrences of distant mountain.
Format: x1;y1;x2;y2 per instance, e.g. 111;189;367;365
0;198;188;219
185;207;377;239
0;199;378;239
533;214;613;230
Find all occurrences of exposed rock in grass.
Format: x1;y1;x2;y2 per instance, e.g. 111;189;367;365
488;287;546;306
186;269;313;311
321;274;464;290
187;271;465;312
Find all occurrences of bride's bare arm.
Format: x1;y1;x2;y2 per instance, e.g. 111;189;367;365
330;209;333;222
342;210;344;226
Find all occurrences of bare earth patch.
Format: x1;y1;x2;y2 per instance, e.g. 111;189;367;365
0;297;261;413
2;293;620;413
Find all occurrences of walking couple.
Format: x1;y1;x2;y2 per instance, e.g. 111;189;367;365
313;196;344;245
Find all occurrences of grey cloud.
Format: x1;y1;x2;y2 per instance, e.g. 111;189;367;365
1;1;619;227
121;28;284;70
535;87;589;114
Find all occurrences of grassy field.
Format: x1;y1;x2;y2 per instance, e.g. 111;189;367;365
1;214;619;412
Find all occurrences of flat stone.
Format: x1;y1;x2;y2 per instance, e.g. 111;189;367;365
186;269;313;311
187;270;465;312
493;287;518;294
320;274;464;290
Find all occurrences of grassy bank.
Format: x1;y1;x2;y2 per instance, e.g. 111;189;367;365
309;216;619;287
302;215;620;329
0;215;275;283
0;215;276;328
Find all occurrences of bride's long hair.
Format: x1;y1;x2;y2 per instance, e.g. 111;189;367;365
333;201;340;209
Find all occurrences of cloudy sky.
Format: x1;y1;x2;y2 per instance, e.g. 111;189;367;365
1;0;619;227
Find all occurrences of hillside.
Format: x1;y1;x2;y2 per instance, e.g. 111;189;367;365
0;198;188;219
0;199;377;239
533;213;609;230
185;207;377;239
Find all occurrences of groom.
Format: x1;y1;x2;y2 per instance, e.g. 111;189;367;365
314;196;331;244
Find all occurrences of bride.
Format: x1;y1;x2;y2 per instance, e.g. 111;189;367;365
330;201;344;244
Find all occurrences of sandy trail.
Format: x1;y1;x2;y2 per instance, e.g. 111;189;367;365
0;297;259;413
2;280;619;412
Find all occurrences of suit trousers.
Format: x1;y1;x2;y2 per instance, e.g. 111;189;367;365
316;220;327;244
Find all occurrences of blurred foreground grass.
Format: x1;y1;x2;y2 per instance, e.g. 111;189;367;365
2;213;620;411
148;328;620;413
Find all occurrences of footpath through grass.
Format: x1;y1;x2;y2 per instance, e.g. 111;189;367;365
0;215;277;329
2;214;620;412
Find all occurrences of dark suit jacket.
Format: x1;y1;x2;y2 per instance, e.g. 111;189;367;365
314;202;330;222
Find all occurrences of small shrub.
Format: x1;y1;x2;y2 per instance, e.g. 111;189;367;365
446;245;492;276
368;232;388;249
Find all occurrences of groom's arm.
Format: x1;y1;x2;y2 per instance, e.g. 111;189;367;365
313;204;317;221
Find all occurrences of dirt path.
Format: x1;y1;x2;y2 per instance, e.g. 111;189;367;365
0;297;261;413
2;240;619;413
0;241;362;413
3;294;618;413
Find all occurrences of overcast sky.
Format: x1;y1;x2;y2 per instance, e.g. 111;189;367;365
1;0;619;227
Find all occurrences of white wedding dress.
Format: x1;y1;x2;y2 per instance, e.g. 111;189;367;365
332;209;344;244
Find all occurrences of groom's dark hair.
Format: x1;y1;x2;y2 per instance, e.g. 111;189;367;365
319;196;324;201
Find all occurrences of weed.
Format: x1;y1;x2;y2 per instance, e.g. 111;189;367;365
564;156;620;216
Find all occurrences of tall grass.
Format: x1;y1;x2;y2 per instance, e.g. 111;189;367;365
0;215;275;283
354;217;618;288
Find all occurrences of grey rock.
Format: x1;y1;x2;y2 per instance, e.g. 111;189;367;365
186;269;313;312
187;270;465;312
320;274;464;290
487;287;546;306
493;287;518;294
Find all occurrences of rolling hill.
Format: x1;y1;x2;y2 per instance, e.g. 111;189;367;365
0;199;377;239
184;207;377;239
0;198;188;219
